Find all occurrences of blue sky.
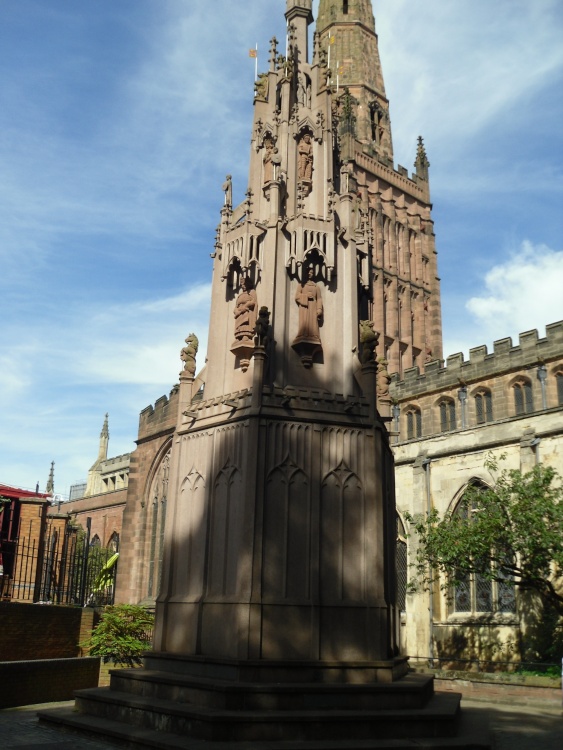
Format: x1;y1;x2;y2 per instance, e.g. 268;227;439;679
1;0;562;497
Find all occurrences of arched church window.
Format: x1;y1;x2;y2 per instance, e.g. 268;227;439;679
90;534;101;547
451;485;516;616
474;389;493;424
406;407;422;439
439;399;456;432
107;532;120;552
396;515;407;612
556;371;563;406
513;379;533;415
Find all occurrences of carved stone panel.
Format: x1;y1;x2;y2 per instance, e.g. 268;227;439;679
263;456;310;600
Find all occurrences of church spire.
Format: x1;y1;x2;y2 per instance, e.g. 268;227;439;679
316;0;392;159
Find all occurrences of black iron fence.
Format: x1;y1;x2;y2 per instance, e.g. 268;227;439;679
5;519;118;606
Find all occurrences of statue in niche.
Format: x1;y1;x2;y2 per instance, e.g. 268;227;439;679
180;333;199;375
297;133;313;183
263;137;274;184
359;321;379;364
294;268;323;343
222;174;232;208
233;277;258;344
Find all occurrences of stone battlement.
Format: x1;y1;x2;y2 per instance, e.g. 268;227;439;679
138;387;179;439
391;320;563;399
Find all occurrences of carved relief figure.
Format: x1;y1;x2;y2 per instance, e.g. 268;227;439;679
297;133;313;183
180;333;199;375
233;277;258;343
294;268;323;343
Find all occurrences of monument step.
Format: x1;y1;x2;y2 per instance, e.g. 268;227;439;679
144;653;410;685
38;704;491;749
72;687;461;742
109;668;434;711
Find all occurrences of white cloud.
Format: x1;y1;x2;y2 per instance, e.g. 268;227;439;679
443;241;563;357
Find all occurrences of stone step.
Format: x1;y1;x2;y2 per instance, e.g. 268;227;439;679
72;687;462;742
109;668;435;711
38;704;491;749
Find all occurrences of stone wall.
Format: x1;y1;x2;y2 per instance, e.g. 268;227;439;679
115;388;179;604
0;602;95;661
0;657;100;708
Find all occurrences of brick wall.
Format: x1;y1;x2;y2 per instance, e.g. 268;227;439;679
0;602;95;661
0;657;100;708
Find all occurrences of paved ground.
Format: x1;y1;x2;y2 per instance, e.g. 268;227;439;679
0;698;561;749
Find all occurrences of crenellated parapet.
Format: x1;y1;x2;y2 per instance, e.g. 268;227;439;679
391;320;563;400
138;388;180;442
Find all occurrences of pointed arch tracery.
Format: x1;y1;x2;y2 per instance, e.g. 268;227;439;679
263;455;310;600
320;460;365;602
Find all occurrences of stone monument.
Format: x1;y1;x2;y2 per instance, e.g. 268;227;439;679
40;2;480;746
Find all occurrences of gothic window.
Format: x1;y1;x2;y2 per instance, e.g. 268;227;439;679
451;487;516;616
513;379;534;415
439;399;456;432
406;407;422;439
396;515;407;612
90;534;101;547
107;532;119;552
556;371;563;406
474;389;493;424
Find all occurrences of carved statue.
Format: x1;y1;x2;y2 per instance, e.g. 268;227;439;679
294;268;323;343
222;174;232;208
233;277;258;343
297;133;313;183
359;320;379;364
255;306;270;347
254;72;269;100
180;333;199;375
263;137;274;184
376;357;391;400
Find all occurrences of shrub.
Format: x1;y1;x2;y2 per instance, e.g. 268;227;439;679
81;604;154;666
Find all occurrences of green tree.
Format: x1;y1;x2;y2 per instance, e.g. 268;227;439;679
81;604;154;666
406;457;563;617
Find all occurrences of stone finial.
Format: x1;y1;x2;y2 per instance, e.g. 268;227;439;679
269;37;278;71
415;136;430;180
359;320;379;364
181;333;199;376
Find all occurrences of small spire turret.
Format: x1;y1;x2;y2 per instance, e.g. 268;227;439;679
45;460;55;494
97;413;109;462
415;136;430;181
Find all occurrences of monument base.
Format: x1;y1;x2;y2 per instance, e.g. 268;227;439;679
38;652;491;748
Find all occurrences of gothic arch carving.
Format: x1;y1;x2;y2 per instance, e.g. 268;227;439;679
320;460;365;602
263;455;310;600
207;459;243;597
